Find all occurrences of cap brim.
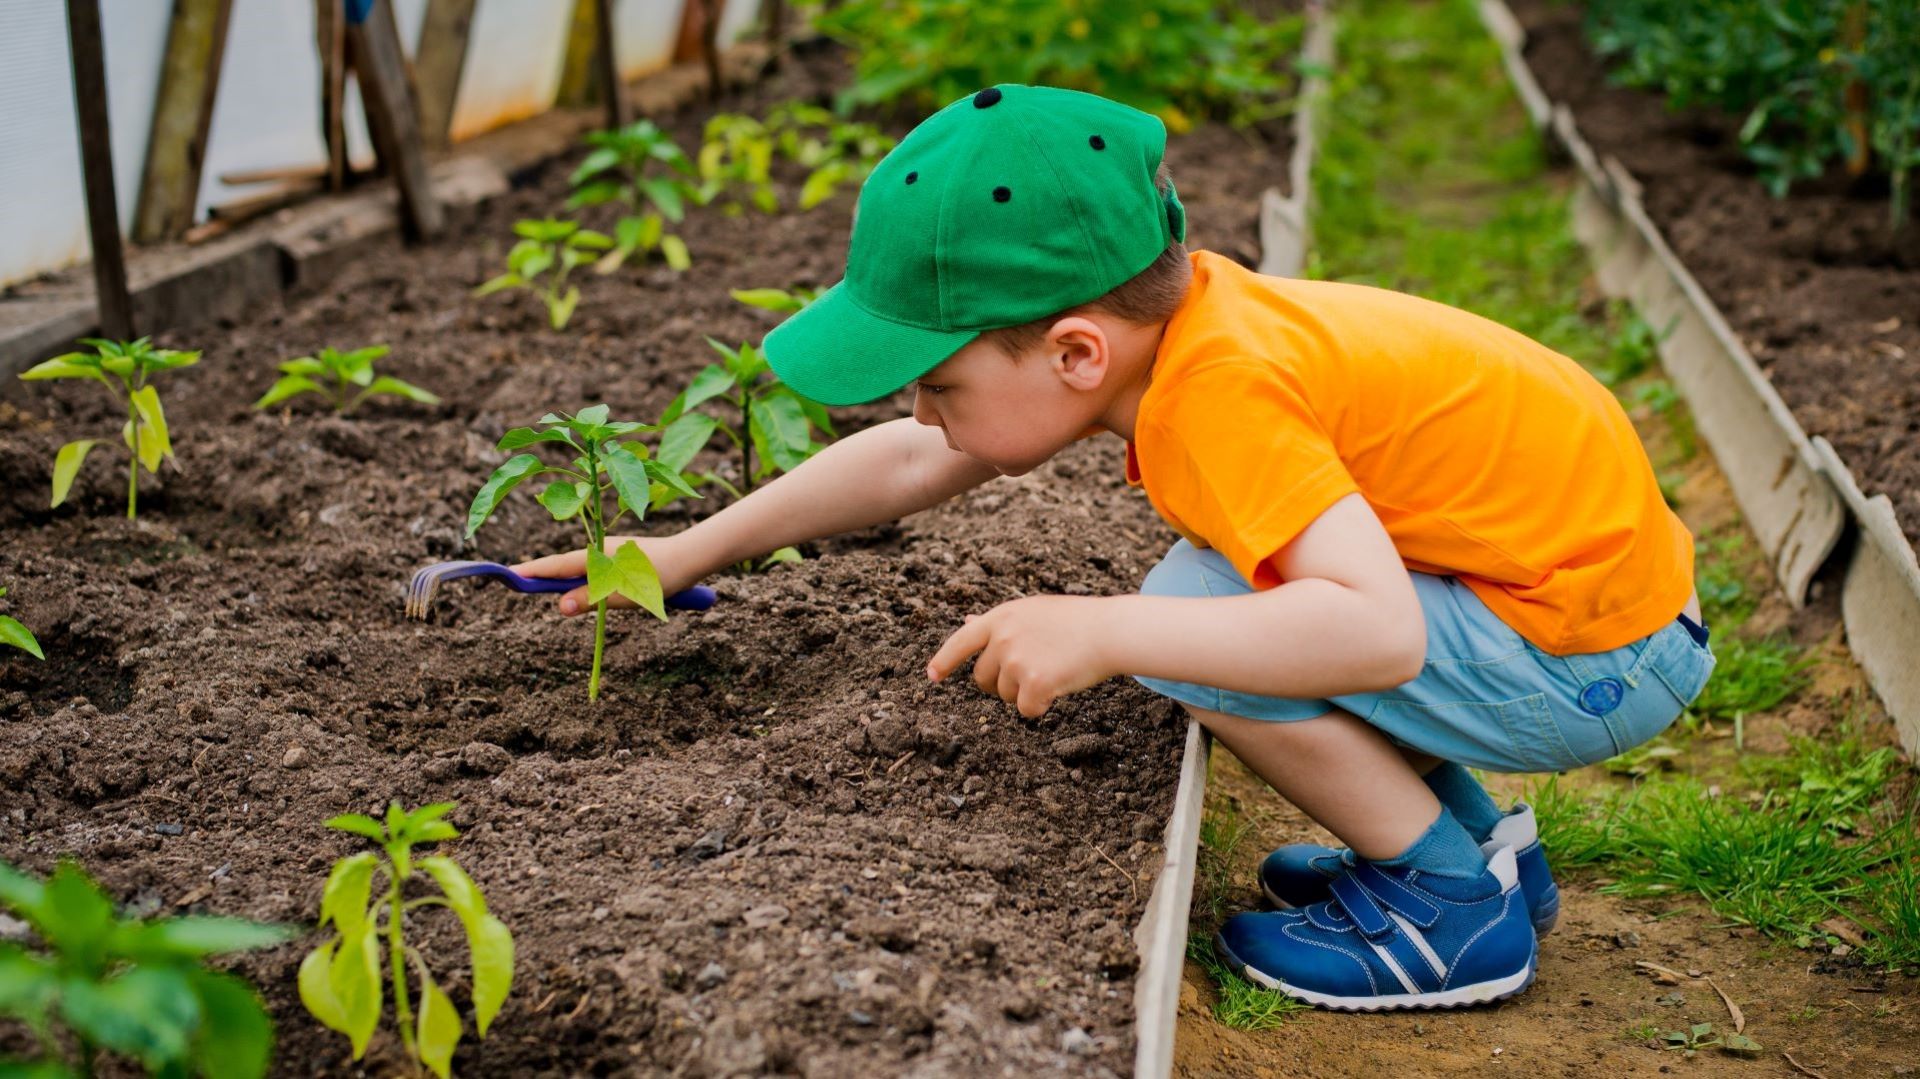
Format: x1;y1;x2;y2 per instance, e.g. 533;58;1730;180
761;281;979;407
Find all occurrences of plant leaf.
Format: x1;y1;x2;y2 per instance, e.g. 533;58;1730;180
644;458;701;502
656;413;720;474
763;546;803;565
127;385;172;472
730;288;804;313
325;813;386;843
18;354;105;381
50;439;96;508
253;374;325;410
298;939;347;1035
36;863;114;970
319;852;378;937
587;541;665;618
0;616;43;660
60;966;199;1071
601;445;654;517
327;920;382;1059
798;162;846;210
684;362;737;411
414;965;462;1079
467;913;515;1036
496;427;579;452
537;480;588;521
472;272;525;297
660;234;691;271
111;915;291;960
639;177;686;222
749;393;814;473
188;968;275;1079
359;376;441;406
466;453;546;537
549;286;580;330
0;860;47;914
0;944;58;1022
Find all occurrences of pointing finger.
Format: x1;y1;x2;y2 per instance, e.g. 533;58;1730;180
928;613;992;682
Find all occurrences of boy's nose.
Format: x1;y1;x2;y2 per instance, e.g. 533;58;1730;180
912;388;941;428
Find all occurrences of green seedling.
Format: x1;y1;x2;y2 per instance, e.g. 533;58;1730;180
697;106;895;216
730;285;823;314
472;219;613;330
1659;1022;1762;1057
567;120;699;273
0;858;289;1078
465;405;698;700
18;337;199;519
654;339;832;505
299;803;512;1079
253;345;440;414
0;585;42;660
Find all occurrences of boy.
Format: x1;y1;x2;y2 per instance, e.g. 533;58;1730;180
514;85;1715;1011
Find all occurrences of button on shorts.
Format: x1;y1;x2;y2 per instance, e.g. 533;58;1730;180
1133;539;1717;774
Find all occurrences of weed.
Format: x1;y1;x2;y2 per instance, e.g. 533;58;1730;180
1192;809;1254;928
567;120;699;272
1694;532;1758;628
1660;1021;1762;1057
1623;1019;1662;1041
1596;307;1669;386
19;337;200;518
1690;633;1811;723
473;219;614;330
0;585;42;660
0;858;289;1077
299;803;513;1079
253;344;439;414
1186;932;1308;1030
656;339;833;501
465;405;699;699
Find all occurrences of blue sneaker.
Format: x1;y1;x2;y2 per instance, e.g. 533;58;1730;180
1219;846;1538;1011
1259;803;1561;935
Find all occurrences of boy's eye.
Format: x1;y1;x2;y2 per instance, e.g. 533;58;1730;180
921;384;946;396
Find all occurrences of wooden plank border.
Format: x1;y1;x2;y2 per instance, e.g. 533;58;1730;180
1474;0;1920;754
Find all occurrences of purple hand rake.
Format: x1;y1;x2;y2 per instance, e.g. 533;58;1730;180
405;561;717;620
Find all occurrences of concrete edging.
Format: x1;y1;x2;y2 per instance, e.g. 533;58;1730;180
1475;0;1920;754
1133;6;1336;1075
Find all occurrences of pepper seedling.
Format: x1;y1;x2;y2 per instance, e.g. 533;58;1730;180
472;219;614;330
0;857;290;1078
655;339;833;503
18;337;199;519
0;585;43;660
567;120;700;273
698;105;895;214
253;344;440;414
465;405;699;700
299;803;513;1079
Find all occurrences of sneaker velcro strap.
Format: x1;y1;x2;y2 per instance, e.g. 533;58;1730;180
1350;861;1442;929
1328;870;1395;939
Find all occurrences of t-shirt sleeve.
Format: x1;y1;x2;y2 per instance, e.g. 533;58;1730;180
1140;360;1359;589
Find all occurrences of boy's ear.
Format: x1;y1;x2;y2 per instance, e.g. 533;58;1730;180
1046;316;1108;390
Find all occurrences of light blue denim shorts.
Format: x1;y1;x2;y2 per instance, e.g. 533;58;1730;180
1134;540;1717;774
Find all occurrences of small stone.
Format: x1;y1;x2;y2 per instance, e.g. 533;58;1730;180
695;962;728;991
686;827;729;861
1061;1027;1096;1056
1613;930;1642;949
1003;993;1039;1022
743;904;789;928
153;823;184;836
848;1009;874;1026
281;746;310;769
421;757;458;782
460;741;512;776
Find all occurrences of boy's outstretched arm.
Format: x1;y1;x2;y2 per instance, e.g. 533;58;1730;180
929;493;1428;717
512;416;1001;616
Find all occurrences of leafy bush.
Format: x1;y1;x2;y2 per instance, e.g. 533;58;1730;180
0;584;41;660
473;219;614;330
299;803;512;1079
567;120;699;273
1588;0;1920;224
656;339;832;501
805;0;1304;130
465;405;698;699
253;345;439;414
0;858;288;1078
17;337;199;519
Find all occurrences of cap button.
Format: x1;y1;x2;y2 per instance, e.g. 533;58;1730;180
972;87;1003;108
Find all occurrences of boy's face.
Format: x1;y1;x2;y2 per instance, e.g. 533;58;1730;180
910;316;1115;476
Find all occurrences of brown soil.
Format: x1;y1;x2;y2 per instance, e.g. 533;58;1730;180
0;38;1291;1079
1506;0;1920;554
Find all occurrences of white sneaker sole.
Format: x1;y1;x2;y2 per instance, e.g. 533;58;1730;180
1220;933;1539;1012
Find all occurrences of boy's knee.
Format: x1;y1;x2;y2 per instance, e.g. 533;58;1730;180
1140;539;1247;600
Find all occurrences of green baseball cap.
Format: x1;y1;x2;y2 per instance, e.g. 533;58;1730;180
762;84;1186;407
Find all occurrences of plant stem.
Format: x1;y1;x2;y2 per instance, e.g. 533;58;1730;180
387;883;417;1063
736;392;753;493
590;600;607;701
125;394;139;520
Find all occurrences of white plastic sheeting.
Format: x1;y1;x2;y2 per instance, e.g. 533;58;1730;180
0;0;761;287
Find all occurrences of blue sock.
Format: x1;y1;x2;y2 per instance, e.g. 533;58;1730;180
1375;805;1489;880
1423;762;1504;844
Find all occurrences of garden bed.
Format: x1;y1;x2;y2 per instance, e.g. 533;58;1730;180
0;37;1293;1079
1506;0;1920;555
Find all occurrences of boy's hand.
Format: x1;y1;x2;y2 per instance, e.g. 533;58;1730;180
927;595;1115;718
511;535;681;618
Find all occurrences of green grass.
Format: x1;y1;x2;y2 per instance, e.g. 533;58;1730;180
1688;633;1813;723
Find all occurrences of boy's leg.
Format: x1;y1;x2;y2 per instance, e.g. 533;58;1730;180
1194;703;1486;878
1395;748;1504;845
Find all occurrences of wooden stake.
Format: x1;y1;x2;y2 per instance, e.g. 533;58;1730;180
346;0;444;239
699;0;722;100
64;0;134;338
593;0;629;129
556;0;600;109
414;0;476;148
315;0;347;189
764;0;787;70
132;0;233;243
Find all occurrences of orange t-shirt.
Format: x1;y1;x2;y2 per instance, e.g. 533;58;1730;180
1124;250;1694;656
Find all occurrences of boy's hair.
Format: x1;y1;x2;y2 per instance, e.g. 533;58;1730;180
979;160;1191;357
